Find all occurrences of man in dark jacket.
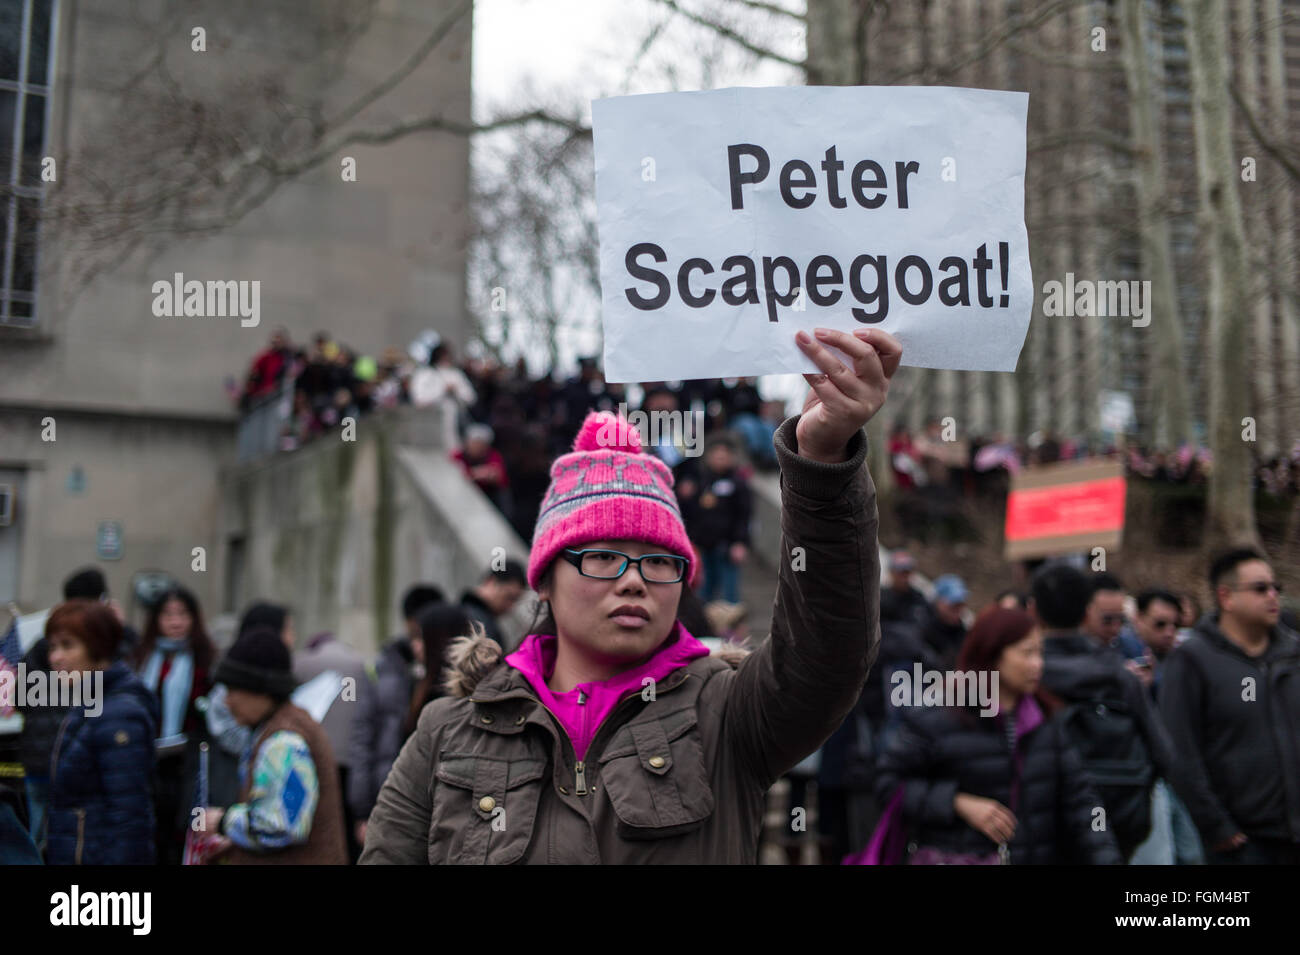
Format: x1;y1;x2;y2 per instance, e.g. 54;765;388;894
921;574;969;670
61;566;140;660
678;435;753;604
459;560;526;650
348;584;443;846
1031;562;1178;860
1082;571;1128;650
1160;549;1300;864
879;550;929;628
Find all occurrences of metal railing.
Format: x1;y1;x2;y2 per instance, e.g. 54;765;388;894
235;380;294;463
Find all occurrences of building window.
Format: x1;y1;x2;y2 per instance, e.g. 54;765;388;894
0;0;56;327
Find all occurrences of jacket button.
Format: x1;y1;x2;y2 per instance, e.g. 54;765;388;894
479;796;496;812
480;714;494;724
648;755;666;769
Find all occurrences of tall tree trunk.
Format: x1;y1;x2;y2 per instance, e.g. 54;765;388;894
804;0;869;85
1185;0;1261;550
1234;0;1278;459
1263;0;1300;444
1119;0;1192;449
804;0;893;496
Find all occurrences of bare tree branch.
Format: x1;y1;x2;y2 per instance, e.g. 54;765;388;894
1028;129;1136;157
326;0;473;131
265;109;591;180
889;0;1093;85
1229;81;1300;183
719;0;806;22
648;0;804;67
1005;39;1124;74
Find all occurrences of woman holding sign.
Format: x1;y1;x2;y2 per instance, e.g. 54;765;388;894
360;327;899;864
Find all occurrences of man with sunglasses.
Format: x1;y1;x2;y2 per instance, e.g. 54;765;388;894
1083;572;1129;652
1127;589;1184;696
1161;548;1300;864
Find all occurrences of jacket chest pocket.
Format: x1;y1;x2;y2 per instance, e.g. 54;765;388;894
429;752;546;864
598;712;714;839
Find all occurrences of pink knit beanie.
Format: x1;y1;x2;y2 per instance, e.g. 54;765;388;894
528;411;698;590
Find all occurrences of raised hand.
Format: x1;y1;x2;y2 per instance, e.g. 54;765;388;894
794;327;902;464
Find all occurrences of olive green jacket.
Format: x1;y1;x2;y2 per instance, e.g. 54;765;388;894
359;416;880;864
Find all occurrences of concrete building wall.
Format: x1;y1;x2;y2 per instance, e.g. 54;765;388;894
221;407;528;656
0;0;473;620
0;406;232;615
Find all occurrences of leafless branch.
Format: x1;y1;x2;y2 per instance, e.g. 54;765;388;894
719;0;805;22
326;0;473;131
1229;82;1300;183
1028;129;1136;157
1005;39;1123;73
648;0;804;67
890;0;1093;85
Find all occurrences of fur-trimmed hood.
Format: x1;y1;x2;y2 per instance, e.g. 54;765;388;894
442;625;751;699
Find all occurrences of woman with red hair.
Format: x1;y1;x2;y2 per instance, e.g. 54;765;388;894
45;600;158;864
873;606;1120;864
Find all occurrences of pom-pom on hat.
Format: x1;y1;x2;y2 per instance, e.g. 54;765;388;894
528;411;698;591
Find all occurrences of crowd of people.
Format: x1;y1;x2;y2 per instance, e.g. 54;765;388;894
0;562;528;865
5;325;1296;865
817;547;1299;866
889;416;1300;499
6;526;1297;866
237;330;1300;572
236;329;784;545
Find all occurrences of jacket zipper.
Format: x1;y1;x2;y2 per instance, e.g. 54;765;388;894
575;689;588;794
472;672;689;798
49;710;77;856
50;710;75;783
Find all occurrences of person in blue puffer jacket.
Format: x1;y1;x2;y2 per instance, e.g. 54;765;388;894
46;599;158;865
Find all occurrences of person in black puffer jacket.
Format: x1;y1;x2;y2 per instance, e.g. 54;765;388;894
46;600;158;865
348;585;444;843
17;633;68;851
875;607;1121;865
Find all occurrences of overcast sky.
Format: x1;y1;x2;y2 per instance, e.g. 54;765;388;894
472;0;802;117
469;0;809;402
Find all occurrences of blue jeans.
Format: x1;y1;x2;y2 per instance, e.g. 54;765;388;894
24;776;48;850
1169;787;1204;864
0;801;41;864
701;544;741;604
1129;780;1205;864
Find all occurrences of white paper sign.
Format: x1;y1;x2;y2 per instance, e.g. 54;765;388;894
592;86;1032;383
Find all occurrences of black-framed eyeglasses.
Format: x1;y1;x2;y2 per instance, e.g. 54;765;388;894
1232;582;1282;595
1100;613;1126;626
561;548;687;584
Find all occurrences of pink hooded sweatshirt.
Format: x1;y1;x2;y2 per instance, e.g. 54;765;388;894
504;623;710;760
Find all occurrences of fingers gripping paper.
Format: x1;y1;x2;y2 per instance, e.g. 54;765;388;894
591;86;1032;383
